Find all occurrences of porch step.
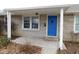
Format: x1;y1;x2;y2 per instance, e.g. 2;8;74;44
43;37;58;41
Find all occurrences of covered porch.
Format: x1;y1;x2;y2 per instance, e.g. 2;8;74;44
6;6;67;50
12;37;59;54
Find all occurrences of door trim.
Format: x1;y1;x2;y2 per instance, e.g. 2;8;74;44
46;15;58;37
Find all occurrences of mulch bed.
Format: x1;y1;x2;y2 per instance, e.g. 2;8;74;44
0;42;42;54
57;41;79;54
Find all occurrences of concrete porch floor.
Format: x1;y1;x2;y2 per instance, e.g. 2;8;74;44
11;37;59;54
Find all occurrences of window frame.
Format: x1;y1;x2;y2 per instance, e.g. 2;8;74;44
74;15;79;33
31;16;40;30
22;16;31;30
22;15;40;30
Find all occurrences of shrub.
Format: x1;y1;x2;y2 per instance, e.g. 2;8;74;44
0;36;10;48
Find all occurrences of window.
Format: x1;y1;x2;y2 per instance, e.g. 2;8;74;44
32;16;39;29
23;17;30;28
74;16;79;33
23;16;39;30
4;16;7;31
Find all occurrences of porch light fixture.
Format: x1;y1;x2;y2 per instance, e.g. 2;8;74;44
35;12;39;15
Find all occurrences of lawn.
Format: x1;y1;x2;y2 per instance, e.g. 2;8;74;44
58;41;79;54
0;42;42;54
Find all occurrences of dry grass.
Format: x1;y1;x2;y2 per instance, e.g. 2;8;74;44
57;41;79;54
0;42;42;54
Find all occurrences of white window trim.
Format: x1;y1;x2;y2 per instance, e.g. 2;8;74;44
31;16;40;30
22;15;40;30
74;15;79;33
22;16;31;30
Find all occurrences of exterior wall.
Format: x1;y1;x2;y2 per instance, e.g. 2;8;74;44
64;14;74;41
1;14;78;41
63;14;79;42
11;15;47;38
0;16;4;21
0;16;6;35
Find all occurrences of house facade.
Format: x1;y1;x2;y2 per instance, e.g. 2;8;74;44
0;4;79;50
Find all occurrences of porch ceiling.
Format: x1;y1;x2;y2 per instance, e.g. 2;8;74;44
11;8;60;15
8;7;68;15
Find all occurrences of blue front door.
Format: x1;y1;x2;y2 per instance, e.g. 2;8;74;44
48;16;57;36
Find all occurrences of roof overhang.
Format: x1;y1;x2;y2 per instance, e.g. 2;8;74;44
0;4;78;15
4;4;75;11
3;4;73;15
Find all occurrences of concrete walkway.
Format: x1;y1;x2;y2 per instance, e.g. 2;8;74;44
11;37;59;54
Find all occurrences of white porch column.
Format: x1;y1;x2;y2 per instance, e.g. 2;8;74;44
7;11;11;39
59;8;64;50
